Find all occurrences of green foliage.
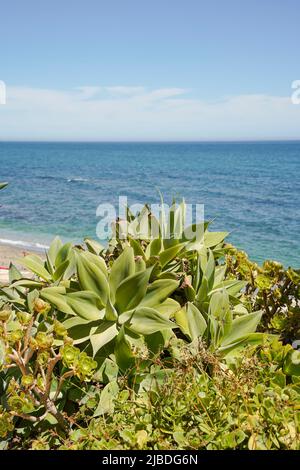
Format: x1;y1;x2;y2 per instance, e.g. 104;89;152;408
5;345;300;450
0;198;299;450
225;245;300;342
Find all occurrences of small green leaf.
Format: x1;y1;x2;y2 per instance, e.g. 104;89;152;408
93;381;119;417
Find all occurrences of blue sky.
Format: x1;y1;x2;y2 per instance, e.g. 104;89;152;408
0;0;300;140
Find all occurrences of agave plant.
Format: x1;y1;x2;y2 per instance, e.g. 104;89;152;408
107;199;229;284
0;182;8;191
15;245;180;371
175;290;264;356
0;199;268;371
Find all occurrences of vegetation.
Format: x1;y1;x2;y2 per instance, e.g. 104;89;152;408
0;200;299;450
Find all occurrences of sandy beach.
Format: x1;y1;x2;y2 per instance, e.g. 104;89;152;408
0;243;44;283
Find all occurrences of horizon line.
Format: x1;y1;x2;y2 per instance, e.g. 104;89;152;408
1;139;300;144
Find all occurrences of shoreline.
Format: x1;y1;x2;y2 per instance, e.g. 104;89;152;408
0;242;46;284
0;242;45;268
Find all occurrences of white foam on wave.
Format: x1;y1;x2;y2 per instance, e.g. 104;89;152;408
0;238;49;251
67;177;89;183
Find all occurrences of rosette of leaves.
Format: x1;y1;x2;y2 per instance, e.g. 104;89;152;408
107;198;229;281
180;247;248;312
174;288;265;356
37;246;180;372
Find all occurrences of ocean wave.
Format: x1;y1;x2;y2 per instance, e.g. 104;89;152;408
0;238;49;251
67;177;90;183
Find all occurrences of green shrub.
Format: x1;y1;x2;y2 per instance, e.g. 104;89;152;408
0;199;299;449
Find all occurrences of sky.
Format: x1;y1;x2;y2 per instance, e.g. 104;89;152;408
0;0;300;141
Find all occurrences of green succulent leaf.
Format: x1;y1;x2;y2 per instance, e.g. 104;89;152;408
140;279;179;308
204;231;229;248
20;255;52;281
120;306;175;335
109;246;135;299
90;321;119;356
221;311;263;347
76;252;109;306
115;267;152;313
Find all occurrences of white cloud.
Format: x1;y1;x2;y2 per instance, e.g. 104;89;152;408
0;85;299;140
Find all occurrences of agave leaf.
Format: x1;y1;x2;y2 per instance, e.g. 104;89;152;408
66;291;104;321
214;265;227;286
210;279;246;297
145;330;173;355
90;321;118;356
82;251;108;278
205;249;215;291
84;238;105;255
8;263;22;283
159;243;185;268
76;252;109;306
62;250;77;280
154;298;181;317
63;317;99;345
109;246;135;299
209;289;230;319
55;242;72;267
41;289;73;315
53;259;70;282
185;302;207;341
128;237;146;258
204;231;229;248
10;279;45;289
145;238;162;258
135;256;146;272
175;302;207;341
47;237;63;267
8;264;25;295
121;307;174;335
115;267;152;313
196;276;209;306
219;332;267;355
221;311;262;347
20;255;52;281
140;279;179;308
114;326;135;371
105;296;118;321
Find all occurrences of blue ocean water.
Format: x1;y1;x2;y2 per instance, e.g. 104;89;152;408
0;141;299;267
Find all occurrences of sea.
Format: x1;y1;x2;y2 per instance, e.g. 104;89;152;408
0;141;299;267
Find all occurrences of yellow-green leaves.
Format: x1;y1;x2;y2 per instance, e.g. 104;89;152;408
119;307;175;335
115;268;152;313
21;255;52;282
109;246;135;300
283;349;300;376
175;302;207;341
76;252;109;307
140;279;179;308
41;287;103;321
90;321;118;356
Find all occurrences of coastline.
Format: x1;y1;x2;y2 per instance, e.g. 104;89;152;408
0;242;45;268
0;242;45;284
